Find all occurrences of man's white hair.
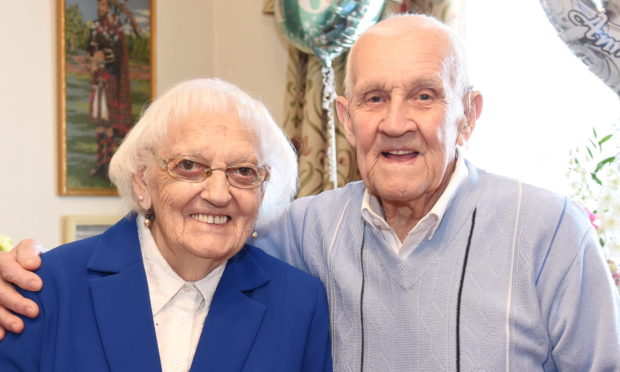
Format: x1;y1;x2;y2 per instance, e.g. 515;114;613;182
108;78;298;228
344;13;471;101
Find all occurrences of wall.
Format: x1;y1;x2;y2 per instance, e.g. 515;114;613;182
0;0;288;249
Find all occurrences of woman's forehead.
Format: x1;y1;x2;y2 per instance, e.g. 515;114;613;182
162;115;260;160
167;110;240;138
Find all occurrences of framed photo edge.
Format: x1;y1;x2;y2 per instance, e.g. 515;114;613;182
63;215;122;243
57;0;156;196
263;0;274;14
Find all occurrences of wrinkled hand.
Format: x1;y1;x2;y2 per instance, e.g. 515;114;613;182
0;239;42;340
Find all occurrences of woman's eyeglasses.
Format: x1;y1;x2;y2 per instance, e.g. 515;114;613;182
153;153;269;189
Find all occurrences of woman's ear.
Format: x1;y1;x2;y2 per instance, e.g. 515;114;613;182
132;167;152;211
257;166;269;204
458;91;483;146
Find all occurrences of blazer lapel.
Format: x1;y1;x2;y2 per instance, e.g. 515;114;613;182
190;247;269;372
88;216;162;372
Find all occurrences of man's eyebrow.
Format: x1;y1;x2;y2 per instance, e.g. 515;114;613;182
405;77;444;90
354;81;387;95
354;77;444;95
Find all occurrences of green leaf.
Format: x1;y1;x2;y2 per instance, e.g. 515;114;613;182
595;156;616;172
599;134;613;146
588;138;598;148
587;146;593;159
591;172;603;185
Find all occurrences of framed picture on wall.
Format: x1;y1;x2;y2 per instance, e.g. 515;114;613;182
63;215;122;243
57;0;156;196
263;0;274;14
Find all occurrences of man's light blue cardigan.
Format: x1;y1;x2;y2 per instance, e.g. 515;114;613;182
255;161;620;371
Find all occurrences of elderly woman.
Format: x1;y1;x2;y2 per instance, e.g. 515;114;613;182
0;79;332;371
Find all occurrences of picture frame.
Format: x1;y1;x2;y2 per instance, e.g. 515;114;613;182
63;215;122;243
57;0;156;196
263;0;274;14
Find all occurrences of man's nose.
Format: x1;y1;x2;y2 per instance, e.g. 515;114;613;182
379;99;417;137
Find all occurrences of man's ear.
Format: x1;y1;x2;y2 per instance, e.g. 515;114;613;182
458;91;483;146
336;96;356;147
132;168;152;211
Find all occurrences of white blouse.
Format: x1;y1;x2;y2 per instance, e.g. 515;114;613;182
137;215;225;372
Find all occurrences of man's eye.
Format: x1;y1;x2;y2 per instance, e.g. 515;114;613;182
361;94;386;106
418;93;433;101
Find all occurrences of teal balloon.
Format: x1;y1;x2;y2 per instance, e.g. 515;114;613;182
275;0;386;66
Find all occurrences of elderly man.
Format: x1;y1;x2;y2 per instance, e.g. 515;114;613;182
1;14;619;371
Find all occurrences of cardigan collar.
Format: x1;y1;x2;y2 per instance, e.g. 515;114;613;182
338;161;484;289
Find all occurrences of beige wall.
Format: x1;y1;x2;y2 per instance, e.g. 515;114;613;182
0;0;288;249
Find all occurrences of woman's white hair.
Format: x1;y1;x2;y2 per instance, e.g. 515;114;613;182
109;78;298;228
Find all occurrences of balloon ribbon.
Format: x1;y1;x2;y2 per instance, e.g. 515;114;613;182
321;64;338;189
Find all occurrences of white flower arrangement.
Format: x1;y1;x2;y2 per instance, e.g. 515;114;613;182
566;125;620;288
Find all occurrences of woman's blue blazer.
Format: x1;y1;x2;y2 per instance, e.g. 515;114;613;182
0;216;332;371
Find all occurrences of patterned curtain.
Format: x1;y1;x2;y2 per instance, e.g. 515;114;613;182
283;50;354;197
402;0;466;33
281;0;465;198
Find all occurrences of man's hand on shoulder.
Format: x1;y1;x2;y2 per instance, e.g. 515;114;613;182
0;239;43;340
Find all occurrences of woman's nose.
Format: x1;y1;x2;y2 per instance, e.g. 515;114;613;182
199;170;232;206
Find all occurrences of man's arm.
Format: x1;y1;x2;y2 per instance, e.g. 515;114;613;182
542;213;620;370
251;197;315;274
0;239;43;340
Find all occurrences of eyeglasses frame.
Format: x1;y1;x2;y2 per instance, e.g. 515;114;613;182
151;152;270;189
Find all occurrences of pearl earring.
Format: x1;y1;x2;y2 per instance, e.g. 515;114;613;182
144;209;154;228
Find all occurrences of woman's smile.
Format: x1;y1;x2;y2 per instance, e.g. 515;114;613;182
190;213;231;225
